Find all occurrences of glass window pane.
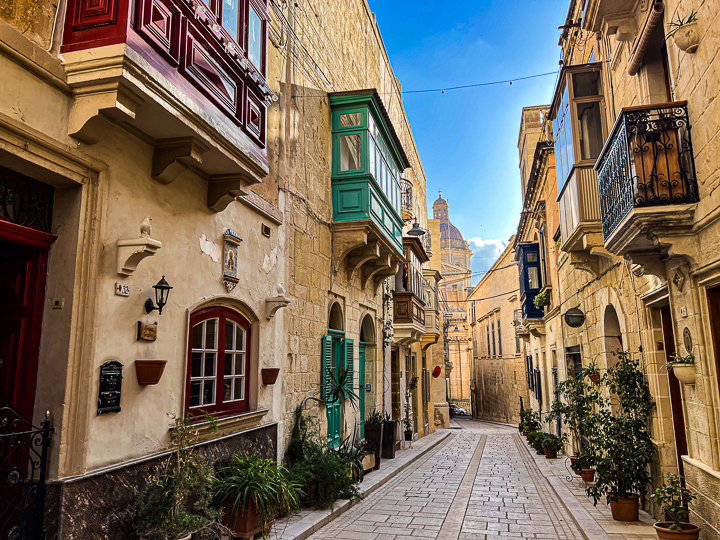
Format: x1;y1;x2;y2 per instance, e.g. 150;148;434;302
203;380;215;405
369;138;376;181
526;253;538;262
237;328;245;351
235;353;245;375
577;101;604;160
192;322;204;349
191;352;203;378
248;7;262;69
234;378;245;400
189;381;201;408
205;319;217;350
224;380;232;401
224;353;233;375
204;352;216;376
528;267;540;289
225;320;235;351
221;0;239;42
340;134;362;171
572;71;601;98
340;113;361;127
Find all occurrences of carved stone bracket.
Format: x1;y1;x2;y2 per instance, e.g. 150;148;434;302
117;237;162;276
346;242;380;281
207;173;254;213
265;296;291;320
152;137;210;184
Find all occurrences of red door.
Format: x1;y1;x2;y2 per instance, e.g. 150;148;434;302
0;235;50;423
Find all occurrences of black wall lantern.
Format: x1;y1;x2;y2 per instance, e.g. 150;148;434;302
407;218;425;236
145;276;173;315
564;307;585;328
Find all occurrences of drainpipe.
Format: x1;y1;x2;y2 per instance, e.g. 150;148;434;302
628;2;665;76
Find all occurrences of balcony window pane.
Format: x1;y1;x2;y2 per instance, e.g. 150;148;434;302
340;113;361;127
248;7;262;69
369;138;376;180
577;101;603;160
526;252;538;262
340;134;362;171
222;0;239;42
528;267;540;289
572;71;601;97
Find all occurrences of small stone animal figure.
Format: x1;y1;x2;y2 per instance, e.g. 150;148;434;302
277;283;286;297
140;216;152;238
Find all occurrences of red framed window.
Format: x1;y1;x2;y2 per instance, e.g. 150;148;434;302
186;307;251;415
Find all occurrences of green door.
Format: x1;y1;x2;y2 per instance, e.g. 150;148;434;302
323;333;345;449
359;343;366;438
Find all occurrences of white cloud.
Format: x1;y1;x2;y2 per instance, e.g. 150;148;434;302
467;237;510;285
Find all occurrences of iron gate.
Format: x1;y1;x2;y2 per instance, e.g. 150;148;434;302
0;407;52;540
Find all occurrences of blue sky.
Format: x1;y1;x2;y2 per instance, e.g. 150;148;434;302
369;1;569;282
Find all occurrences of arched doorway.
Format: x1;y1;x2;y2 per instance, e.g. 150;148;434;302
359;314;376;438
603;305;623;413
324;302;345;448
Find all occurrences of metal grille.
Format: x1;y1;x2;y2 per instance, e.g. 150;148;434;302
401;177;413;215
596;102;698;240
0;167;55;234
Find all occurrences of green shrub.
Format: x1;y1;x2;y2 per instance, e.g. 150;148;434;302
542;434;563;452
527;431;546;455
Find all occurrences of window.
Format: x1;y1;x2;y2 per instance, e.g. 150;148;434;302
491;322;496;356
340;134;362;171
486;325;490;356
551;64;605;191
216;0;267;75
186;307;251;414
497;319;502;357
247;5;264;70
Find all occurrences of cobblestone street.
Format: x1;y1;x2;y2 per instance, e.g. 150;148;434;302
305;421;657;539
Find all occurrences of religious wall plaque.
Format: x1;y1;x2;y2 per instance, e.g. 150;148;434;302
223;229;243;292
98;360;123;415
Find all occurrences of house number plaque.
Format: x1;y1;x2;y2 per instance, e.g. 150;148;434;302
98;360;123;415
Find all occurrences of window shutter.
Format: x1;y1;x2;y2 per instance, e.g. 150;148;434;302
321;335;332;400
344;338;354;391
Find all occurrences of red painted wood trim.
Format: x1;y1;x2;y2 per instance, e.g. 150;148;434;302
0;221;57;248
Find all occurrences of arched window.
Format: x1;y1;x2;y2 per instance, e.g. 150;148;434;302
186;307;251;415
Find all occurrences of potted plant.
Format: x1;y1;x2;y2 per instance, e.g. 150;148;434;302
666;11;699;53
587;351;656;522
533;290;550;309
520;408;541;437
335;430;374;482
364;409;384;470
542;434;563;459
135;414;221;540
213;453;300;538
527;431;546;455
662;353;696;385
651;473;700;539
403;376;419;441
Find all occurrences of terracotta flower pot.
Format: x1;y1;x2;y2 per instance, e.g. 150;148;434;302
609;494;639;522
581;468;596;483
135;360;167;385
261;367;281;385
570;457;581;475
543;447;557;459
523;430;530;437
653;522;701;540
673;21;700;53
221;498;265;538
589;372;600;383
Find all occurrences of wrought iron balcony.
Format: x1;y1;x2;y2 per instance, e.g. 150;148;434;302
401;176;413;220
596;102;698;246
421;228;432;255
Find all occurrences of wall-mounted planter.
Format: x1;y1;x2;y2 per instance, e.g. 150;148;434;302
672;364;696;385
261;368;281;385
135;360;167;385
673;21;700;53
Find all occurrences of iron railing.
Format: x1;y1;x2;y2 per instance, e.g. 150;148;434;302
595;102;698;241
400;177;413;216
421;228;432;255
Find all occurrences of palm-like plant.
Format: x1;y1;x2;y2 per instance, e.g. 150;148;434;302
327;365;360;409
213;453;301;534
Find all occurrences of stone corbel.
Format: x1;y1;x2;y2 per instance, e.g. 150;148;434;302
332;224;370;273
69;83;145;145
372;262;401;294
362;254;391;289
117;237;162;276
606;17;638;42
207;173;254;213
265;296;291;320
152;137;210;184
346;242;381;281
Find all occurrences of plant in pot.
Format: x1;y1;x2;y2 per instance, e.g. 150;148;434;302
335;428;374;483
587;351;656;522
533;290;550;309
213;453;300;538
364;409;385;470
403;376;419;441
527;431;546;455
542;434;564;459
666;11;699;53
650;473;700;539
135;414;221;540
520;408;541;437
662;352;696;385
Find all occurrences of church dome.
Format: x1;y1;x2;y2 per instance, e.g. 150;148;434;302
433;192;448;208
439;222;465;242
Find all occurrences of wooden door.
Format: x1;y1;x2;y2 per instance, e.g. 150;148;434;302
0;237;49;424
661;307;688;477
326;336;343;448
359;343;365;439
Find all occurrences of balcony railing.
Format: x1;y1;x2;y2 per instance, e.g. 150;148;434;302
401;177;413;218
596;102;698;241
421;228;432;255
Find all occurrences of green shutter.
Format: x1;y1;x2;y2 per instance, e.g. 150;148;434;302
321;335;332;400
344;338;354;391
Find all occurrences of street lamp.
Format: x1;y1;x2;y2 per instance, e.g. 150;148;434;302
407;219;425;236
144;276;173;315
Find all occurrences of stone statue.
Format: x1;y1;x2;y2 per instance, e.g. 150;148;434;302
140;216;152;238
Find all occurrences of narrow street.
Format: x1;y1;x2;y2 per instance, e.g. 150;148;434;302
307;420;656;540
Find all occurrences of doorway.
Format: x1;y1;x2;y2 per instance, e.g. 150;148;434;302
661;307;688;476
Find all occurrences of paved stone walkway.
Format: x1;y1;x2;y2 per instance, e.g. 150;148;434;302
307;420;589;539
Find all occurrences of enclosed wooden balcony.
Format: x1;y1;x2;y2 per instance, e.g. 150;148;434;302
393;237;429;345
595;102;698;259
421;269;442;350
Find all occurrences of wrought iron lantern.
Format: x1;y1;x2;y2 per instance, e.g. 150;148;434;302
144;276;173;315
564;307;585;328
407;219;425;236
